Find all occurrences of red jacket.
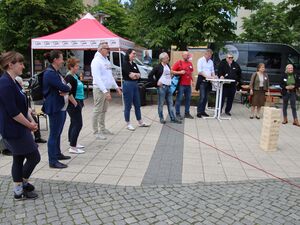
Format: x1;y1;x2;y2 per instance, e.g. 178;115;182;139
172;60;193;85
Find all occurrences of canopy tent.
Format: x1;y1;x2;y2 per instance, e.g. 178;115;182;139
30;13;134;75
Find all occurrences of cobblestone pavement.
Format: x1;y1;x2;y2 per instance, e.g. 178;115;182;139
1;175;299;225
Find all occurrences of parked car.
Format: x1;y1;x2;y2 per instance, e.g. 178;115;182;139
210;42;300;85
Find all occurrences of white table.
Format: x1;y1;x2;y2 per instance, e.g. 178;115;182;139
205;78;236;121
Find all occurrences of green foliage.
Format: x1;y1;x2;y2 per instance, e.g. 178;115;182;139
240;2;300;46
0;0;84;57
129;0;260;50
91;0;134;40
286;0;300;45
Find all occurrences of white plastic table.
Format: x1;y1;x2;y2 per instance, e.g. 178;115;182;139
205;78;236;121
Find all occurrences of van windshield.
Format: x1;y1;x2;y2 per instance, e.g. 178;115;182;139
287;54;300;69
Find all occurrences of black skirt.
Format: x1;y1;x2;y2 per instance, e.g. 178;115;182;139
3;129;39;155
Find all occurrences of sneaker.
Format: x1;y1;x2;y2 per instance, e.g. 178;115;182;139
127;124;135;131
69;148;85;154
76;144;85;149
14;190;38;201
101;129;114;135
225;112;232;116
201;112;209;117
23;182;35;192
160;119;166;124
171;119;182;124
184;113;194;119
139;122;150;127
95;133;107;140
176;114;184;120
196;113;202;118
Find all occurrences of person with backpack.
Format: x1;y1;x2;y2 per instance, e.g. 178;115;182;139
43;50;71;169
0;51;40;200
148;52;181;124
173;51;194;120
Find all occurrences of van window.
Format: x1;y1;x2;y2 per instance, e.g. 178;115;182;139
287;54;300;69
247;51;281;69
112;52;124;67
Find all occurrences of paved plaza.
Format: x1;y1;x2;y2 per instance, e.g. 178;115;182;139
0;94;300;224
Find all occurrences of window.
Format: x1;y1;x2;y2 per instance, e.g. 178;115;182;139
287;54;300;69
247;51;281;69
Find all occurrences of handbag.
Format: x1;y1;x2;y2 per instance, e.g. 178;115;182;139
170;75;180;95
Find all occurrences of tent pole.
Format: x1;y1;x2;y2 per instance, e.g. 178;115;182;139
31;48;34;76
119;48;124;109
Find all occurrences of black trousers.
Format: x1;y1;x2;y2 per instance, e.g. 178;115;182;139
221;85;236;113
67;100;83;147
12;151;40;182
32;114;41;140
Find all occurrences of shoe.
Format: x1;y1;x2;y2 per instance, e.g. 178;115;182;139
101;129;114;135
49;162;68;169
95;133;107;140
184;113;194;119
176;114;183;120
139;122;150;127
76;144;85;149
57;154;71;160
23;182;35;192
201;112;209;117
14;190;38;200
256;116;260;119
196;113;202;118
171;119;182;124
160;119;166;124
127;124;135;131
250;116;254;119
2;149;12;156
35;138;47;143
225;112;231;116
293;119;300;127
69;148;85;154
282;117;288;124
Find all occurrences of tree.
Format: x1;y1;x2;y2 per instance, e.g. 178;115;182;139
240;2;298;45
129;0;260;50
286;0;300;45
0;0;84;58
91;0;134;40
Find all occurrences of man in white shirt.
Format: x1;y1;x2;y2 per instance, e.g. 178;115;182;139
196;49;216;118
91;42;122;140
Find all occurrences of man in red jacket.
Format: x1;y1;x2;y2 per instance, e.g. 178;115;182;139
172;51;194;120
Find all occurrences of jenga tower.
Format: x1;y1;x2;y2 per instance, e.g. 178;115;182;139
260;107;281;151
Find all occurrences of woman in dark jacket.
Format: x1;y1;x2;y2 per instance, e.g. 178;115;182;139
249;63;270;119
148;52;181;124
281;64;300;126
43;50;71;169
65;58;85;153
122;49;150;131
0;51;40;200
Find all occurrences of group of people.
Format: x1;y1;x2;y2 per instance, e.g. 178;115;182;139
0;44;299;200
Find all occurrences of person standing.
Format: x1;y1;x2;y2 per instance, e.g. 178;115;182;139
281;64;300;126
217;53;242;116
173;51;194;120
122;49;150;131
65;58;85;153
196;49;216;118
0;51;40;199
148;52;181;124
91;42;122;139
249;63;270;119
43;50;71;169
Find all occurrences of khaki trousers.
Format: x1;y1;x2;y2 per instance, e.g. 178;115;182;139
92;88;108;134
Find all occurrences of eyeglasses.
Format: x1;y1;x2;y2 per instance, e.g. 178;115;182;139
227;57;233;59
102;48;110;50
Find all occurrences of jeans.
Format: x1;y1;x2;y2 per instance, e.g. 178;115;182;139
48;110;66;164
282;91;298;119
123;81;142;122
197;82;211;113
67;100;83;147
175;85;192;115
157;85;176;120
221;85;236;113
12;151;40;182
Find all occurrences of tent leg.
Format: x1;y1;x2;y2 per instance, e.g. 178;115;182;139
31;49;34;76
119;48;124;109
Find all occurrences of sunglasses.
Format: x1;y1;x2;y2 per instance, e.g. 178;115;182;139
227;57;233;59
102;48;110;50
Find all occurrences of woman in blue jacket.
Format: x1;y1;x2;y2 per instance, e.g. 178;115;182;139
43;50;71;169
0;51;40;200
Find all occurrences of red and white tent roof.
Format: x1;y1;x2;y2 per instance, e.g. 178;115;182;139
31;13;134;50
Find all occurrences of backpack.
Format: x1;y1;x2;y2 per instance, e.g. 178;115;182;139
28;67;54;101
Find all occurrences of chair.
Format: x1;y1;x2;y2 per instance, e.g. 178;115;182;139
35;106;48;131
